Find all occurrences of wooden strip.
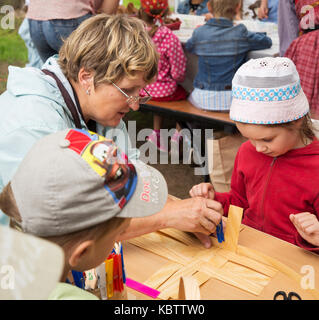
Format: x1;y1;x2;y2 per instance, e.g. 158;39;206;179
158;260;202;300
199;262;264;296
223;262;271;287
178;276;201;300
128;232;193;265
159;228;202;247
222;205;244;252
192;271;211;287
143;262;182;289
237;245;319;300
217;249;277;277
128;236;186;265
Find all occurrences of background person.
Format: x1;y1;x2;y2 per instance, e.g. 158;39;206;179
138;0;187;153
185;0;272;112
285;0;319;117
27;0;120;62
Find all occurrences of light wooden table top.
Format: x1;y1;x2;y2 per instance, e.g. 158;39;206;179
123;222;319;300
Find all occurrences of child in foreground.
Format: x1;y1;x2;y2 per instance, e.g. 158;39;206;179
0;128;168;299
190;57;319;253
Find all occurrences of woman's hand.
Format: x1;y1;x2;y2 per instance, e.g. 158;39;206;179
290;212;319;247
189;182;215;200
164;197;224;248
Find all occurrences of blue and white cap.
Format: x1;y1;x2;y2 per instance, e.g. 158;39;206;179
230;57;309;124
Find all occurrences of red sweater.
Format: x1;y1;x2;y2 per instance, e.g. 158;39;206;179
215;139;319;253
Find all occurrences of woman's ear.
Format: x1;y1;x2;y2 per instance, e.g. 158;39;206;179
68;240;94;268
77;68;94;93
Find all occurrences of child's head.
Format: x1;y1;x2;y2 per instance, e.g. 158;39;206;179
0;129;168;277
207;0;241;20
230;57;315;157
138;0;169;26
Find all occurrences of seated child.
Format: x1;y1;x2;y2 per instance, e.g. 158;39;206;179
185;0;272;111
285;0;319;117
138;0;188;152
0;128;168;299
177;0;210;15
190;57;319;253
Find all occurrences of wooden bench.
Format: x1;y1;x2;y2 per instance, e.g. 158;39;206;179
140;100;237;133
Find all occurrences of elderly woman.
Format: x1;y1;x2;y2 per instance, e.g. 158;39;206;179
0;14;222;248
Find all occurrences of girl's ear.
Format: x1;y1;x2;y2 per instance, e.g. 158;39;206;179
68;240;94;268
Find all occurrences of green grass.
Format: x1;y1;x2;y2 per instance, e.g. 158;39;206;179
123;0;141;8
0;17;27;64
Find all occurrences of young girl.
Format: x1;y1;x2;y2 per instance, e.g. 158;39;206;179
185;0;272;112
190;57;319;253
138;0;188;152
285;0;319;117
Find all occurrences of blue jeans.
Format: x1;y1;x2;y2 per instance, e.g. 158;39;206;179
28;13;92;62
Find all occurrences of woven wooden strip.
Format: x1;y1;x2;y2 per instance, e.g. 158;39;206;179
223;262;271;287
199;262;264;296
217;248;277;277
178;276;201;300
143;262;182;289
192;271;211;287
222;205;244;252
158;260;202;300
128;232;194;265
237;245;319;299
159;228;202;247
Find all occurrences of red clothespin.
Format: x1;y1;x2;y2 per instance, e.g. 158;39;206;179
117;254;124;292
113;254;119;292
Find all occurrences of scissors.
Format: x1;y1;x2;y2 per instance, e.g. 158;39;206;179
273;291;302;300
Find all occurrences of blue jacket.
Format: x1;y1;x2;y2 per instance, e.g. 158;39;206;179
0;56;139;226
185;18;272;91
177;0;209;15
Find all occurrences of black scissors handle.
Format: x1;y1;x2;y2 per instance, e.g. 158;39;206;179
273;291;302;300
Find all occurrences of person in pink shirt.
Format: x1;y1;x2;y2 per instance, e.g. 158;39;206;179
138;0;188;153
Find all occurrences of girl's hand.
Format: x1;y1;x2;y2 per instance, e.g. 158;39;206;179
290;213;319;247
189;183;215;200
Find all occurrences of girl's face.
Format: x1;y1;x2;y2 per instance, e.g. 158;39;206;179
236;121;304;157
83;72;149;127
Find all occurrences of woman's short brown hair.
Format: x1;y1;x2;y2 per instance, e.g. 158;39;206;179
58;14;159;88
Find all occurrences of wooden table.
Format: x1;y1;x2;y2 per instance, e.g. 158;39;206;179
123;223;319;300
140;100;236;133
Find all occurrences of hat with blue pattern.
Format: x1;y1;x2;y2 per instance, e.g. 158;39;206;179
230;57;309;124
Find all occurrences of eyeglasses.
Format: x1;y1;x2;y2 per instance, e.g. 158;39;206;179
111;82;152;106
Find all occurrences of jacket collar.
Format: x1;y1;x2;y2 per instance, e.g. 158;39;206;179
205;17;234;27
